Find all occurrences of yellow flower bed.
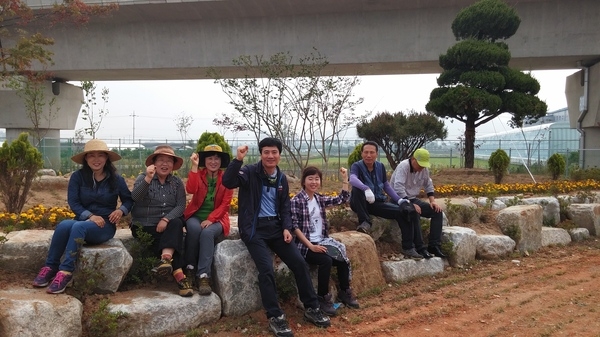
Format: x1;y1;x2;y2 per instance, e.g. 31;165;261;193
435;179;600;197
0;205;75;231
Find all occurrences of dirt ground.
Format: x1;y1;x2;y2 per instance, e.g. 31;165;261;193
3;169;599;337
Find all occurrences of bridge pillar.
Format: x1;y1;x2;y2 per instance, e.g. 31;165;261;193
0;81;83;172
566;61;600;169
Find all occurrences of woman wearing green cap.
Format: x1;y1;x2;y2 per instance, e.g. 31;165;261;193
183;144;233;295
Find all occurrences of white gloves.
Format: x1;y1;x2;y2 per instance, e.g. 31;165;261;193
365;189;375;204
398;198;409;205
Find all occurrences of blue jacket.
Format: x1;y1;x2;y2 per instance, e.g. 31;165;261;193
222;159;291;242
67;169;133;222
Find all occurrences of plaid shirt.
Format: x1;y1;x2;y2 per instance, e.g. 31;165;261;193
291;189;350;257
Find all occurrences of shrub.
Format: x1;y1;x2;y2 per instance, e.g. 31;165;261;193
347;143;363;168
0;133;44;214
274;268;297;302
488;149;510;184
86;299;128;337
327;205;358;232
570;167;600;181
124;223;158;286
73;238;107;301
547;153;566;180
195;132;232;157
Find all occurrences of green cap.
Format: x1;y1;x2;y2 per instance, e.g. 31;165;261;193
413;148;430;168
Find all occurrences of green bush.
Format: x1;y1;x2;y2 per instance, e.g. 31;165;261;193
488;149;510;184
195;132;232;157
569;167;600;181
547;153;566;180
347;143;363;168
86;299;128;337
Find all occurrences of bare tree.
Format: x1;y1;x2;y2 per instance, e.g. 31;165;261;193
174;111;194;147
79;80;109;139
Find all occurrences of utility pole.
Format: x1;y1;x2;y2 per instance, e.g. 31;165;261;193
130;111;137;143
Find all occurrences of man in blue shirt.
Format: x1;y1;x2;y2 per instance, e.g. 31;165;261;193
222;137;330;337
349;141;429;260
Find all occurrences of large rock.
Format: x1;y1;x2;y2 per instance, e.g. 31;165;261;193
520;197;561;226
541;227;571;246
330;231;386;294
567;204;600;236
475;235;516;260
213;239;261;317
109;290;221;337
79;238;133;293
0;230;53;272
442;226;477;267
368;217;401;246
381;258;444;283
496;205;543;254
568;228;590;242
0;289;82;337
439;199;478;226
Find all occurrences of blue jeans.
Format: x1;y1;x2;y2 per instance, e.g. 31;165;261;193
45;219;116;272
184;217;223;277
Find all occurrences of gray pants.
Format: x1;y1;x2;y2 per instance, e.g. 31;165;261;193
184;217;223;277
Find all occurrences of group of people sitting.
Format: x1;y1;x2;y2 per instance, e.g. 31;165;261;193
31;137;443;337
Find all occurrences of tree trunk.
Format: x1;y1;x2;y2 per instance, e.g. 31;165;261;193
464;124;476;169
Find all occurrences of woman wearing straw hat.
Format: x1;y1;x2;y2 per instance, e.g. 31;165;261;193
32;139;133;294
130;145;193;297
183;144;233;295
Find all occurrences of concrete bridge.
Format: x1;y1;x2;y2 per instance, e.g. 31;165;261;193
2;0;600;168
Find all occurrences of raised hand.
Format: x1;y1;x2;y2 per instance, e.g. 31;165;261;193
236;145;249;161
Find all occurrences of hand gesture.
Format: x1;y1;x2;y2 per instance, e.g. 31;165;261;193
236;145;249;161
146;164;156;180
190;152;199;167
365;189;375;204
339;167;348;182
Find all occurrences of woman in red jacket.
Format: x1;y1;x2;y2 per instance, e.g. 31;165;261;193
183;144;233;295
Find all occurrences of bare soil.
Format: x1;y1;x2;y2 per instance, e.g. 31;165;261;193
3;169;599;337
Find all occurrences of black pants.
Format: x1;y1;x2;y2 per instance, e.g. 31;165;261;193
244;218;319;319
350;187;418;249
132;217;185;270
305;250;350;296
410;199;443;247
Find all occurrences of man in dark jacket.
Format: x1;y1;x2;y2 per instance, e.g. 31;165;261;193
222;137;330;337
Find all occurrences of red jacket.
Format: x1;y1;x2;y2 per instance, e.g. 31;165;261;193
183;168;233;236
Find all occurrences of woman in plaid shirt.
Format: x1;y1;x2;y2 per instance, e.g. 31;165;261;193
291;166;359;317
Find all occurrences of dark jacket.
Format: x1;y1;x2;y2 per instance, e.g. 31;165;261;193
222;159;291;242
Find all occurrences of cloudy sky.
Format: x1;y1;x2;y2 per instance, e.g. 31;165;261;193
63;69;578;144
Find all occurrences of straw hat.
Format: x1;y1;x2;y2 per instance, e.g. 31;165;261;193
198;144;231;168
71;139;121;164
145;145;184;170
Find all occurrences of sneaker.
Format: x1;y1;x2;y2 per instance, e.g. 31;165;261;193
337;288;360;309
318;293;337;316
356;221;371;234
32;266;57;287
151;258;173;277
268;314;294;337
46;271;73;294
304;307;330;328
197;274;212;296
402;248;424;260
177;277;194;297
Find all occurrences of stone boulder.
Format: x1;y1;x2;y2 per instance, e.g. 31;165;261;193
442;226;477;267
330;231;386;293
567;204;600;236
520;197;560;226
109;290;221;337
79;238;133;293
368;217;401;246
0;289;82;337
212;239;261;317
496;205;543;254
541;227;571;246
440;199;478;226
0;230;53;272
475;235;516;260
381;258;444;283
568;228;590;242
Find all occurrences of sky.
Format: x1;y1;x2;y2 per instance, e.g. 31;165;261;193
62;69;579;143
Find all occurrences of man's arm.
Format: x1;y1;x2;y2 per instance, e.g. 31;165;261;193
222;145;249;189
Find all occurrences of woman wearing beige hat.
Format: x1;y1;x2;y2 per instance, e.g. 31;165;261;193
130;145;193;296
32;139;133;294
183;144;233;295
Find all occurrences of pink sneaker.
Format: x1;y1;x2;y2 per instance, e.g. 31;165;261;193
46;271;73;294
32;266;57;287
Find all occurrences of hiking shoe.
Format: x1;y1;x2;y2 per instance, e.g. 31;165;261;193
46;271;73;294
32;266;57;287
177;277;194;297
151;258;173;277
268;314;294;337
356;221;371;234
402;248;424;260
318;293;337;316
304;307;330;328
197;274;212;296
337;288;360;309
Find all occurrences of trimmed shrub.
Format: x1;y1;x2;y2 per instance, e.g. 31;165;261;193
488;149;510;184
547;153;566;180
